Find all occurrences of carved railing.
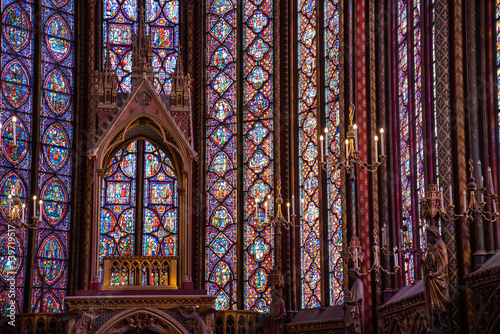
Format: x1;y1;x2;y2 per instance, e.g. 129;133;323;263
102;256;177;290
213;310;257;334
2;313;62;334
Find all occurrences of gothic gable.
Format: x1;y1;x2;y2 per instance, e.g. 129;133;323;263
90;76;197;169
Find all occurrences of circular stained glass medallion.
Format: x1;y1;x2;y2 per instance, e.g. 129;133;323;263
2;3;31;53
42;123;70;171
1;59;30;108
43;69;71;116
44;14;71;62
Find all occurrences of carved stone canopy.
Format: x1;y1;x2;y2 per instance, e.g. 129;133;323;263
90;76;197;170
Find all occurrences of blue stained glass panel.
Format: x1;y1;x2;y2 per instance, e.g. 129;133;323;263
298;0;321;309
142;141;178;257
32;0;74;313
242;0;274;312
0;0;34;315
205;0;238;311
99;142;137;280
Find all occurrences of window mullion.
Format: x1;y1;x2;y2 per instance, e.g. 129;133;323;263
135;140;146;256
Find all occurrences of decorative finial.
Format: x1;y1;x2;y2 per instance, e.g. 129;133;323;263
349;103;355;125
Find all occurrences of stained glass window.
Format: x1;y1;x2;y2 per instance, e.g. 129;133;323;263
205;0;238;311
99;142;137;277
413;0;425;256
0;0;75;314
103;0;179;94
147;0;179;95
32;0;75;313
103;0;137;93
243;0;274;312
298;0;321;309
397;0;425;285
99;140;179;278
325;0;343;306
397;0;414;285
205;0;277;312
0;0;33;313
142;141;178;256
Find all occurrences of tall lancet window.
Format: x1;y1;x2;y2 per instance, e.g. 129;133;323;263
99;140;179;280
325;0;343;306
293;0;344;309
0;0;34;314
103;0;179;94
396;0;425;284
0;0;76;314
297;0;321;309
205;0;275;312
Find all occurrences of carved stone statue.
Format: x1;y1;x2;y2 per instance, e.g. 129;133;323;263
423;225;451;331
345;269;364;334
59;307;108;334
269;289;286;334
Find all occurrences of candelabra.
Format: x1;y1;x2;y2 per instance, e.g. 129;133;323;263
419;159;499;223
319;104;386;175
4;187;42;230
256;182;296;231
255;181;296;288
318;104;400;276
347;226;401;276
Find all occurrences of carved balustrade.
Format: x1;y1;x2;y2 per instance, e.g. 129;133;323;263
213;310;257;334
2;313;62;334
102;256;177;290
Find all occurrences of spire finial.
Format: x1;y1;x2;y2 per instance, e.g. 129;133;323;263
131;4;154;86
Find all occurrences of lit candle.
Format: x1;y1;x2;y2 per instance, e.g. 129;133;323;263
324;127;328;156
394;247;399;267
449;185;453;207
22;203;25;222
380;128;385;156
39;200;43;221
33;195;37;218
345;139;349;160
12;116;16;146
494;200;497;214
440;186;444;211
287;202;290;222
320;135;324;161
382;223;387;247
463;190;467;213
374;135;379;162
478;160;483;188
292;195;295;215
353;124;358;152
488;167;495;195
354;247;359;268
400;230;404;246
